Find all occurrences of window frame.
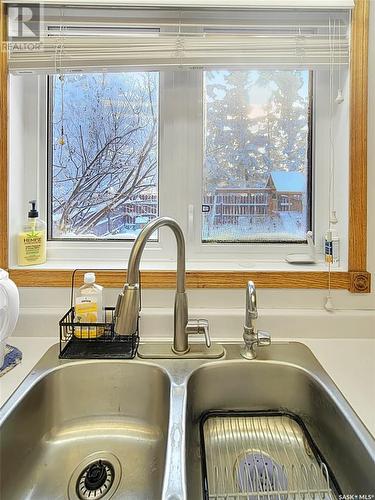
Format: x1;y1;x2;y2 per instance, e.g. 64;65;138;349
7;65;347;268
42;67;321;264
47;72;162;243
1;0;371;293
45;70;185;263
195;67;314;247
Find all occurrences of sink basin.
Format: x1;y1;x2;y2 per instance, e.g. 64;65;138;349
0;361;170;500
1;342;374;499
185;344;375;499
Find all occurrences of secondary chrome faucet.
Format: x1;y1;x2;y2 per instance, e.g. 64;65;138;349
114;216;210;354
240;281;271;359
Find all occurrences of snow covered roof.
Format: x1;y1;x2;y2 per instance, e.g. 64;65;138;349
269;172;305;193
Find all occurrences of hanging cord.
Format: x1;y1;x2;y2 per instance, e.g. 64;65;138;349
55;8;65;146
176;10;184;68
335;19;344;104
58;74;65;145
325;17;335;312
328;18;336;225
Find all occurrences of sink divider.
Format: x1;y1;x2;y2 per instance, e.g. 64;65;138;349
162;382;188;500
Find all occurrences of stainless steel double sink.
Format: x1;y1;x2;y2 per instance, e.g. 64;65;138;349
1;342;374;499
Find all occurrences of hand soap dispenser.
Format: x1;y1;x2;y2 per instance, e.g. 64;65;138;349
18;200;47;266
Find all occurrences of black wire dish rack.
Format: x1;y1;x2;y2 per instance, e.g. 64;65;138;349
59;269;139;359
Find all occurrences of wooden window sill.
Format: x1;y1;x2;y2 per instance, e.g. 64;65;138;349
7;268;371;293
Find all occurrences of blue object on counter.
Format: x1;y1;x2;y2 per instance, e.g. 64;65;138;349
0;344;22;376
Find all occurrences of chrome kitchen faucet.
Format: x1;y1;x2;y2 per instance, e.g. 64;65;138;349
240;281;271;359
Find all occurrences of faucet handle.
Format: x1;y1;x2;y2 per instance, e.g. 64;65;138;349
257;330;271;347
186;319;211;348
240;328;271;360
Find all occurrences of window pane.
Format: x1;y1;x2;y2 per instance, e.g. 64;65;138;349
203;70;311;243
50;72;158;240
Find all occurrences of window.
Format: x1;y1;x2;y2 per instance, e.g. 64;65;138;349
202;69;311;243
48;68;311;244
49;72;159;240
8;5;351;268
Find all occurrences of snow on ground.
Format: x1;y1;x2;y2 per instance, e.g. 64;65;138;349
54;212;306;242
203;212;306;242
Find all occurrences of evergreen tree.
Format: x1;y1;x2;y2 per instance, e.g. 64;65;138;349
205;71;266;191
204;69;309;191
257;70;309;174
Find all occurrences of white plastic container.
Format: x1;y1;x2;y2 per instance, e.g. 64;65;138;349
0;270;20;367
324;229;340;267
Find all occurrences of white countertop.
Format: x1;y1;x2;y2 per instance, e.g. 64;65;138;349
1;337;374;437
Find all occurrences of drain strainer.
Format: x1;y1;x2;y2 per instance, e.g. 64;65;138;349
235;450;288;498
76;460;114;499
68;452;122;500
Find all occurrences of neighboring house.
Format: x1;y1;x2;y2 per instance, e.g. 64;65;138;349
202;171;305;226
93;172;305;235
266;172;305;212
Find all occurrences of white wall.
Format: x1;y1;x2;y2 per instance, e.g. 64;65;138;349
13;3;375;339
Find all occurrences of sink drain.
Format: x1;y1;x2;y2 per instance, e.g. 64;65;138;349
76;460;114;499
235;450;288;499
68;452;122;500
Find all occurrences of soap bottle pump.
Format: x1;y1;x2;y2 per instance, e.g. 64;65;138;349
17;200;47;266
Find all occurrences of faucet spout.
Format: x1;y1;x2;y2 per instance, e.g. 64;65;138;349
114;217;189;353
245;280;258;330
126;217;186;292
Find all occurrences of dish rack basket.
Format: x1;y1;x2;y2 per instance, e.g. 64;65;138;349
59;269;139;359
199;411;341;500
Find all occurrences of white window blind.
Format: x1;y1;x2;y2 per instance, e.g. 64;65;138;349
3;1;355;8
7;6;352;74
